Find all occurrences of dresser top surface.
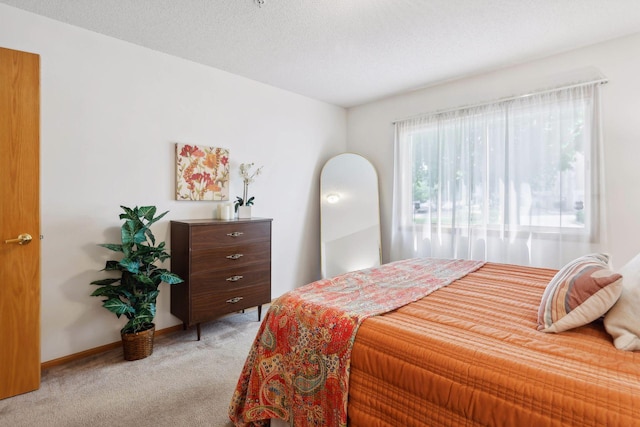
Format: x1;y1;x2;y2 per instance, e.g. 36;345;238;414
171;217;272;226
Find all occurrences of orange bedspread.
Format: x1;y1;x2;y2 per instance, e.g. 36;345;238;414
229;258;484;426
348;263;640;427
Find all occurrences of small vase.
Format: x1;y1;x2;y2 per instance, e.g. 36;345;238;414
238;206;252;219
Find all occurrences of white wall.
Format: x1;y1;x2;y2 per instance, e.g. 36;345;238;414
347;32;640;270
0;4;346;362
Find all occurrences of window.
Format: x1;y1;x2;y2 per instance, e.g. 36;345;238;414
392;82;605;267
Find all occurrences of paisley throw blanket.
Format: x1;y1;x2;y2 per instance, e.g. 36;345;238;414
229;258;485;427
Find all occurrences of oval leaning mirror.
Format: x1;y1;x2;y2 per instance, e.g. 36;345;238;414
320;153;381;278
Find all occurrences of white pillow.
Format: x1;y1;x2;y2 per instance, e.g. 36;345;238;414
604;252;640;351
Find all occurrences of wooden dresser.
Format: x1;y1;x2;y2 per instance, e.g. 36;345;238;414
170;218;272;340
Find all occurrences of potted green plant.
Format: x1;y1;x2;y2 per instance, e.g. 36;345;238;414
90;205;183;360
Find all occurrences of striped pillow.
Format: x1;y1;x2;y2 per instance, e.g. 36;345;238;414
537;253;623;333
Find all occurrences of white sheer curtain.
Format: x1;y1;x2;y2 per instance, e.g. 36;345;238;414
391;82;606;268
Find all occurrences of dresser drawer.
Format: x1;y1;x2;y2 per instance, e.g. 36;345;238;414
190;241;270;272
190;262;270;294
191;284;271;323
191;221;270;250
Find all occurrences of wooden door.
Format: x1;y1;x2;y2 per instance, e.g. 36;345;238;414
0;47;41;399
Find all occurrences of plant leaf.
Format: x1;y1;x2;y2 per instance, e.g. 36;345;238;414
102;298;134;316
98;243;123;252
104;260;122;271
134;273;155;285
119;258;140;274
90;278;120;286
133;228;149;245
119;205;135;220
159;271;184;285
121;220;136;245
145;210;168;228
138;206;156;221
144;290;160;303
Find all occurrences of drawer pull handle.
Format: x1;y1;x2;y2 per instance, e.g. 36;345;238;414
227;231;244;237
226;253;244;260
226;296;244;304
226;275;244;282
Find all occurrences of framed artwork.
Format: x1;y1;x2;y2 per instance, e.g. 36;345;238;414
176;143;230;201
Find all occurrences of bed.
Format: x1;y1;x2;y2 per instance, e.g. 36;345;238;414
229;257;640;426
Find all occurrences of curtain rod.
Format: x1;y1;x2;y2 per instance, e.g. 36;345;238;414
392;78;609;124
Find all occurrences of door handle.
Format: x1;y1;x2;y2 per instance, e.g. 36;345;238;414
4;233;33;245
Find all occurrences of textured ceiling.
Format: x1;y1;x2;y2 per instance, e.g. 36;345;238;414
2;0;640;107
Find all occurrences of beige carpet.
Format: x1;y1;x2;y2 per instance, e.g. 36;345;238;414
0;309;264;427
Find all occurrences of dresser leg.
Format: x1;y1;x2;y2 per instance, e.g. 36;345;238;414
258;305;262;321
197;323;201;341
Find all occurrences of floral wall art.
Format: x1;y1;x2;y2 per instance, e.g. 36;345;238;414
175;143;230;201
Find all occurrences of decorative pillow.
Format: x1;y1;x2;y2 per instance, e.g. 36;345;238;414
537;253;623;333
604;252;640;351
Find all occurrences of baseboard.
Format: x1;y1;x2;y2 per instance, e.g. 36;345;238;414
41;305;271;370
41;324;184;370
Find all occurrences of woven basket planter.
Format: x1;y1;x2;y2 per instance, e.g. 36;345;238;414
121;324;155;361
